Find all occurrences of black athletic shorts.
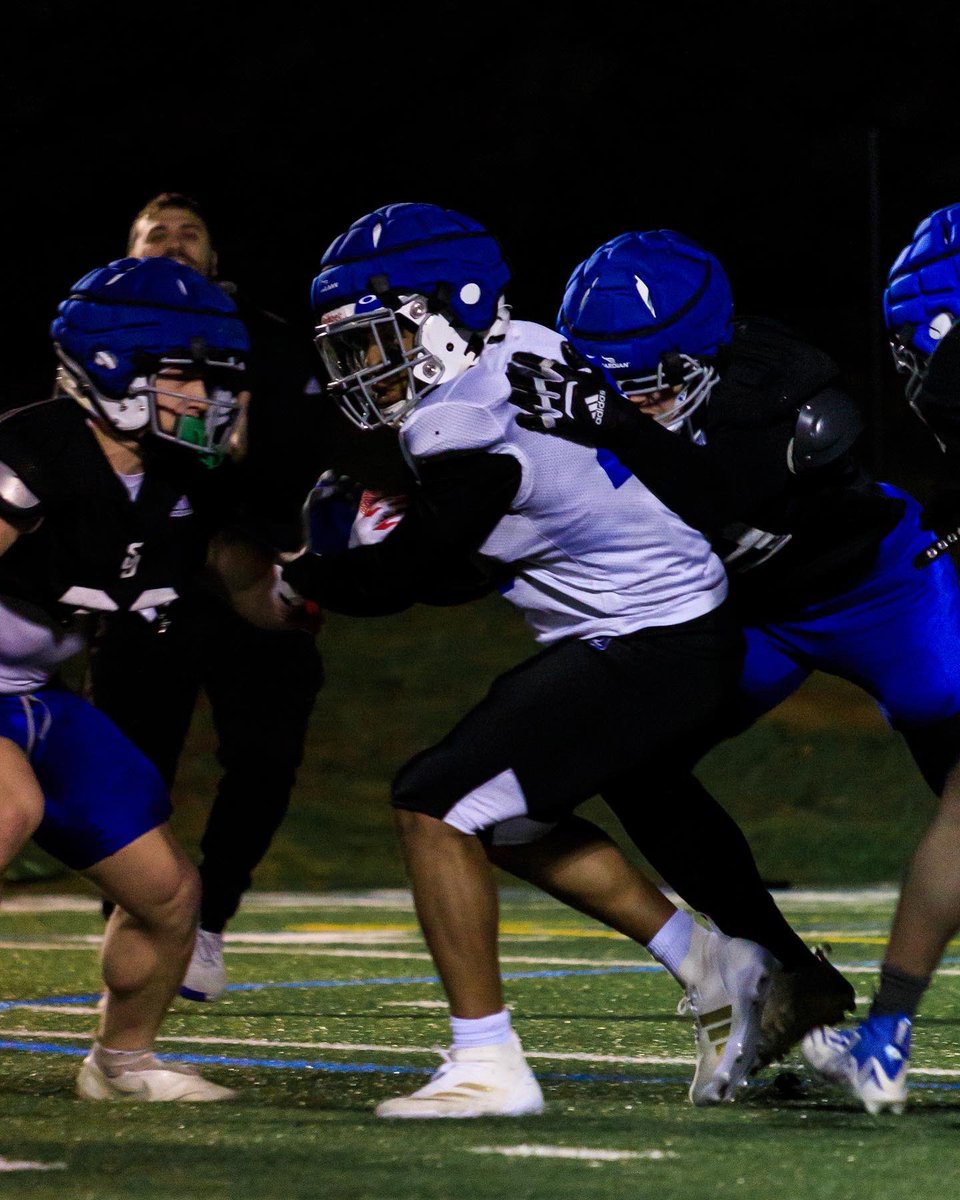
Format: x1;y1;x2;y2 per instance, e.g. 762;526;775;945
392;602;743;833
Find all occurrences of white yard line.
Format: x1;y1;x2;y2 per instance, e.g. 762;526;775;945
0;1157;65;1172
6;940;960;974
3;1025;959;1076
470;1145;678;1162
382;1000;448;1008
0;888;903;915
0;1026;696;1064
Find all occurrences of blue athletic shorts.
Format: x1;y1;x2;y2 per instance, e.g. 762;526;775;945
0;687;171;870
737;484;960;729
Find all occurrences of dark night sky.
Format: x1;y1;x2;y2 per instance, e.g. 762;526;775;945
6;0;960;480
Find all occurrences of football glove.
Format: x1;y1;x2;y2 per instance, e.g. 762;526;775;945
304;470;361;555
505;341;641;447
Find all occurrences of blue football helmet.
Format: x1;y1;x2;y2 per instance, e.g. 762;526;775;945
884;204;960;403
558;230;733;431
311;202;511;429
51;256;250;457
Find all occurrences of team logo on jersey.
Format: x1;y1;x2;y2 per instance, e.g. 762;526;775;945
169;495;193;517
119;541;144;579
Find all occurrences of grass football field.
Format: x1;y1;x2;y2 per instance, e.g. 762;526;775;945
1;888;959;1200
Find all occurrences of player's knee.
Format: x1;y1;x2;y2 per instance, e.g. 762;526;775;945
146;859;201;940
0;743;45;851
933;780;960;830
391;756;452;820
392;805;443;843
0;791;44;848
172;862;202;931
486;816;558;846
393;758;533;838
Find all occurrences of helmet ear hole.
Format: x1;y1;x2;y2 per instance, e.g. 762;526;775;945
428;282;452;314
661;351;687;387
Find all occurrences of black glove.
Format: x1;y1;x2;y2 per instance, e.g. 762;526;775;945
505;341;642;447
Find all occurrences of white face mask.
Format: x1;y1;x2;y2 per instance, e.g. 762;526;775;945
616;355;719;432
315;295;509;430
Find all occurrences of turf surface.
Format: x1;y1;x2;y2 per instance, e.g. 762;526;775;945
0;889;958;1200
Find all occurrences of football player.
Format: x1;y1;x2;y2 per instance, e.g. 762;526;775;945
799;204;960;1111
505;226;960;1112
87;193;325;1004
283;202;778;1117
0;255;303;1101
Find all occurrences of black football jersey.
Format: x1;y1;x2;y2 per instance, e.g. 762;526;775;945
0;396;230;623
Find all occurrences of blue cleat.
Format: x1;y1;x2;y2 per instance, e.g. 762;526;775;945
802;1014;911;1114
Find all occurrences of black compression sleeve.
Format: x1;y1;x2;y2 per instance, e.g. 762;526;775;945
591;416;736;535
282;451;522;615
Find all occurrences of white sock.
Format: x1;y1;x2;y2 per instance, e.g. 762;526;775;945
92;1042;155;1076
450;1008;513;1049
646;909;708;986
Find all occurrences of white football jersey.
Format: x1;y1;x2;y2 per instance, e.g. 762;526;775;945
0;594;87;693
399;320;728;644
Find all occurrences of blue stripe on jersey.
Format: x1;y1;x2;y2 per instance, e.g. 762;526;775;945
595;449;632;489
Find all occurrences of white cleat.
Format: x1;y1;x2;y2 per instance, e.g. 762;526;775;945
801;1015;911;1115
179;929;227;1002
680;929;776;1106
375;1032;545;1119
77;1054;236;1102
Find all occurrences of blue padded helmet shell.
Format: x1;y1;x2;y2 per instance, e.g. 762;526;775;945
311;202;510;331
884;204;960;355
51;256;249;398
558;230;733;377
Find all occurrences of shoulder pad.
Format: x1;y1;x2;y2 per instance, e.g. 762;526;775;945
0;459;42;529
788;386;864;474
711;317;841;427
401;401;505;461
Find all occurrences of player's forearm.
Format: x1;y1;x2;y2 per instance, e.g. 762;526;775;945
207;533;301;630
280;543;419;616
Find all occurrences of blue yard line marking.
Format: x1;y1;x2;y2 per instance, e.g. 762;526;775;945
0;1040;957;1095
0;994;100;1012
17;965;661;1010
224;965;661;994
